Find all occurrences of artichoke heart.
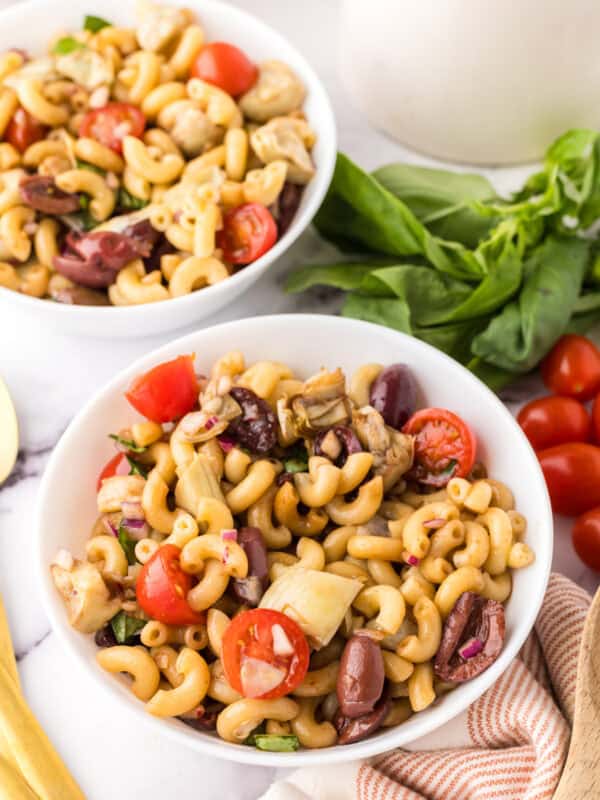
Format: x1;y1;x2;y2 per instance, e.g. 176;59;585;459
175;452;224;517
292;368;351;433
259;567;362;648
51;559;121;633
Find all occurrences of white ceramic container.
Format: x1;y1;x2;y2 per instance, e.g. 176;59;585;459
339;0;600;164
36;314;553;766
0;0;336;336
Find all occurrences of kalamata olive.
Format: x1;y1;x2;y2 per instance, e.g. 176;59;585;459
227;387;277;454
369;364;417;429
122;219;162;258
141;233;176;273
334;691;391;745
19;175;80;214
434;592;505;683
272;182;303;237
51;285;110;305
314;425;362;466
94;625;117;648
232;526;269;606
337;632;385;718
181;702;224;731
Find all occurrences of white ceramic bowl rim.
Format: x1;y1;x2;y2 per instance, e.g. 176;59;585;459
0;0;336;321
36;315;553;766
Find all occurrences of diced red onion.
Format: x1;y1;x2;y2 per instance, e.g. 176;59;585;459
423;518;446;529
102;516;118;536
121;500;144;520
458;637;484;660
406;554;420;566
221;529;238;542
217;436;235;453
121;518;150;541
204;415;218;431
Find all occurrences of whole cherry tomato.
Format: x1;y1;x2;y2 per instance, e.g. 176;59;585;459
541;334;600;401
592;394;600;444
221;608;309;699
79;102;146;154
403;408;477;486
217;202;278;265
517;395;591;451
572;508;600;571
125;354;199;423
190;42;258;96
538;442;600;516
136;544;204;625
5;107;47;152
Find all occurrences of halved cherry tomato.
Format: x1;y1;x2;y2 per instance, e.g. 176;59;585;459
538;442;600;516
403;408;477;486
136;544;204;625
5;107;48;153
517;395;591;451
96;452;130;491
125;355;199;423
190;42;258;97
79;102;146;154
541;334;600;401
217;203;277;265
222;608;309;699
572;508;600;571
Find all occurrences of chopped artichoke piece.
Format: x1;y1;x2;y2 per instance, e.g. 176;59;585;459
353;406;414;489
135;0;189;51
3;57;59;91
51;558;121;633
97;475;146;513
291;368;351;434
239;61;306;123
56;49;114;90
158;100;222;157
250;117;316;185
259;567;362;648
175;452;225;517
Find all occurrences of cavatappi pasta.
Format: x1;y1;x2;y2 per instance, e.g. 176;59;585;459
0;3;316;307
51;354;535;752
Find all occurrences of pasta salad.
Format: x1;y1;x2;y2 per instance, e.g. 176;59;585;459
0;2;316;306
51;353;535;751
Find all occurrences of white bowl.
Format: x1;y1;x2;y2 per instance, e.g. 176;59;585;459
0;0;336;337
36;315;553;766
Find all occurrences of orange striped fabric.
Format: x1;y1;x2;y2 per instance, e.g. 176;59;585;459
357;574;589;800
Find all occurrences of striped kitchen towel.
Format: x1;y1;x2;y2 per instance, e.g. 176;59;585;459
260;573;590;800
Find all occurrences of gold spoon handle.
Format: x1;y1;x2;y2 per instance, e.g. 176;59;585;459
0;376;18;486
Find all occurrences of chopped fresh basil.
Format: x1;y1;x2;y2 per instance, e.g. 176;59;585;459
283;442;308;474
117;187;149;211
117;526;137;566
79;194;89;210
74;208;97;231
110;611;145;644
126;455;149;479
109;433;148;453
53;37;86;55
253;735;300;752
76;158;105;176
83;14;112;32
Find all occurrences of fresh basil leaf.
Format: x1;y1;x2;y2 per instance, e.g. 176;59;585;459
53;37;86;55
84;14;112;32
286;262;382;293
118;187;149;211
253;735;300;752
118;526;137;566
79;194;89;210
126;456;148;479
109;434;147;453
110;611;145;644
472;236;590;372
284;442;308;474
75;158;105;176
373;163;497;247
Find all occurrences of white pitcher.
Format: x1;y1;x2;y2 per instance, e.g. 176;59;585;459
339;0;600;164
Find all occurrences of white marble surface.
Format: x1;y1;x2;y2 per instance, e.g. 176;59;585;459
0;1;598;798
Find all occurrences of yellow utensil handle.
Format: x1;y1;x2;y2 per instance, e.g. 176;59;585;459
0;756;38;800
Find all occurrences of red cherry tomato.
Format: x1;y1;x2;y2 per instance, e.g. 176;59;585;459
136;544;204;625
541;334;600;401
403;408;477;486
96;452;130;491
538;442;600;516
79;102;146;154
592;394;600;444
5;107;48;153
190;42;258;96
572;508;600;571
221;608;309;699
125;355;199;423
217;203;277;265
517;395;591;451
